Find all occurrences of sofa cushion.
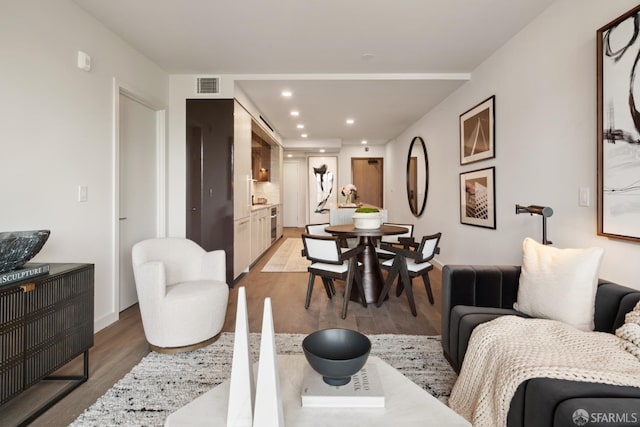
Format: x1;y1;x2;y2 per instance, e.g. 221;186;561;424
514;237;604;331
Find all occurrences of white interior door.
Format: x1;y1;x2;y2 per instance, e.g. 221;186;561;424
119;93;158;311
283;160;303;227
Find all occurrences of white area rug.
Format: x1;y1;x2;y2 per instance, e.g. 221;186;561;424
72;333;456;426
261;238;310;272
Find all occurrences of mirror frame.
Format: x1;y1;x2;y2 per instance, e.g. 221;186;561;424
406;136;429;217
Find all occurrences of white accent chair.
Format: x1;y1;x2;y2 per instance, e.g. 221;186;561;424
376;233;441;316
131;238;229;352
301;233;366;319
374;223;414;259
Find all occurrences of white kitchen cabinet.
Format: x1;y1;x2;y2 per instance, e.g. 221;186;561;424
250;206;273;263
233;101;252;220
233;101;252;278
233;217;251;279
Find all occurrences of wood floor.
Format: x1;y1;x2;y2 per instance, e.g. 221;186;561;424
3;227;444;426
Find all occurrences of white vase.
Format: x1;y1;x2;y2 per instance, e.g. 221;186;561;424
352;212;382;229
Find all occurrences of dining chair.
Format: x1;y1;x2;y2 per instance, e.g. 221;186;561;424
301;233;366;319
376;233;442;316
305;223;353;249
374;223;414;259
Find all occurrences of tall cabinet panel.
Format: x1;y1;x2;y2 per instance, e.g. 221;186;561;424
186;99;234;285
233;101;252;278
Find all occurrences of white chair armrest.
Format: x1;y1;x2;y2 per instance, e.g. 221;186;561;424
134;260;167;303
200;250;226;283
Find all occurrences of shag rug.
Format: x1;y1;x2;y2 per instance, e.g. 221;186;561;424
261;238;309;272
72;333;456;426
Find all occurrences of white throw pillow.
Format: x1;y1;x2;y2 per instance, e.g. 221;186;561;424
514;237;604;331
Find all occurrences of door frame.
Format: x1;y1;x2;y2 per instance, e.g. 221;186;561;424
109;78;166;327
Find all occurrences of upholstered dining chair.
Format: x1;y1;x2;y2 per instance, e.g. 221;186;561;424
305;223;352;249
131;238;229;353
376;233;442;316
374;223;415;259
301;233;366;319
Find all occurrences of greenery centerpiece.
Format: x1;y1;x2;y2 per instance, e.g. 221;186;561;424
352;207;382;229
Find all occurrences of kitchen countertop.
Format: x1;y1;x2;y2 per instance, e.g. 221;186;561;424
251;203;278;211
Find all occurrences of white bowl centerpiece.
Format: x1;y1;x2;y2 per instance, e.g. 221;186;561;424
352;207;382;229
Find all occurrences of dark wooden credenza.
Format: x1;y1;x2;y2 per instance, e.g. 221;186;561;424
0;263;94;424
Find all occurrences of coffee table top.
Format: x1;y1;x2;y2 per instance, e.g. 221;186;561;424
165;355;470;426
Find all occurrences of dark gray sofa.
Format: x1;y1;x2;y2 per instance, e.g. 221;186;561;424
442;265;640;427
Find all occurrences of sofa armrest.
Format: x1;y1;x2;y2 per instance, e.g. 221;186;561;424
441;265;521;364
505;378;640;427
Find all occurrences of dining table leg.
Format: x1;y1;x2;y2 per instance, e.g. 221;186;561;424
349;236;386;304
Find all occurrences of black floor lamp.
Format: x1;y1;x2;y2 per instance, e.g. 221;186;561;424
515;204;553;245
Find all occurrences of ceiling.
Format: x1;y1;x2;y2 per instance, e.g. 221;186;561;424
74;0;556;149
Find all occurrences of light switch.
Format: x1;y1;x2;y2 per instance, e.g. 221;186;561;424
579;187;590;207
78;185;88;202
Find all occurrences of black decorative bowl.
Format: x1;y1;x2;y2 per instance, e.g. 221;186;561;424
302;328;371;386
0;230;50;274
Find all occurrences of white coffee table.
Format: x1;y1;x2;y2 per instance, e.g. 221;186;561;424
165;355;470;426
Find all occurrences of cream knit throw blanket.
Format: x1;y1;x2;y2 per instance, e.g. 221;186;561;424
449;314;640;427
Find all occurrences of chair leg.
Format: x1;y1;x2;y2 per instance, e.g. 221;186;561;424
421;272;435;304
321;277;333;299
395;277;405;297
305;273;316;309
341;258;358;319
376;260;400;307
399;262;417;316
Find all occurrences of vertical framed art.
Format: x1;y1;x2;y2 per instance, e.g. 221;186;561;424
460;96;495;165
460;167;495;229
308;156;337;224
597;5;640;241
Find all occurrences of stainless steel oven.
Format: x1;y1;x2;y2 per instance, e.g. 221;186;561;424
270;207;277;243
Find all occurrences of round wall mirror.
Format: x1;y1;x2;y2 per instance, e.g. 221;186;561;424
406;136;429;217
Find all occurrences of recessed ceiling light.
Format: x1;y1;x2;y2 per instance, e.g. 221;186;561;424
346;118;355;125
290;111;300;117
301;133;308;138
287;153;293;158
361;140;368;145
296;124;304;129
320;149;325;153
281;90;292;97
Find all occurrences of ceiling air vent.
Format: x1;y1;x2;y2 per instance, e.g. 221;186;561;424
196;77;220;94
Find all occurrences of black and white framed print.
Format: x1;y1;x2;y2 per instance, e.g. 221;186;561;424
460;96;495;165
597;5;640;242
460;167;496;229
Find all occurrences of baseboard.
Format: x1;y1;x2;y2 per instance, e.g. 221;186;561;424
94;311;118;333
432;259;444;271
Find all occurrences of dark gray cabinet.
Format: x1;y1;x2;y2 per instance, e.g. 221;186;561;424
0;263;94;423
186;99;234;285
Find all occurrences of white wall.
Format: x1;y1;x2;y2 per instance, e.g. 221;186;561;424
0;1;169;330
385;0;640;289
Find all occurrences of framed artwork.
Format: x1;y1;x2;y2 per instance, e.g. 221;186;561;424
460;167;495;229
308;156;337;224
460;95;495;165
597;5;640;241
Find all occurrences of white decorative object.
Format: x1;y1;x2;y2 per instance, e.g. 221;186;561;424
352;212;382;229
513;237;604;331
227;287;254;427
253;298;284;427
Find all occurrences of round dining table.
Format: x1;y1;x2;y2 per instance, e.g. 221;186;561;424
324;224;408;304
